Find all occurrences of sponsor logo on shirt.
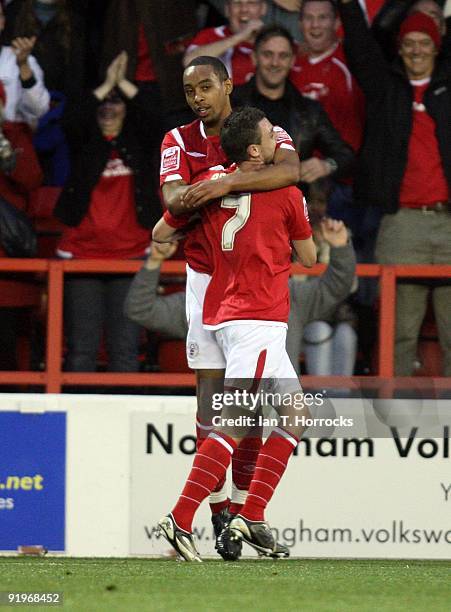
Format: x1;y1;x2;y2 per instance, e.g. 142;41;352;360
160;146;181;173
301;82;329;100
102;158;132;178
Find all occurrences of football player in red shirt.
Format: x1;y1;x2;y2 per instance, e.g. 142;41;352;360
157;107;316;561
159;55;302;558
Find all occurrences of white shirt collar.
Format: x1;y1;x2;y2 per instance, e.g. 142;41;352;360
309;42;339;65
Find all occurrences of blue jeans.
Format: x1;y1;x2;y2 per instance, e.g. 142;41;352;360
64;274;141;372
303;321;357;376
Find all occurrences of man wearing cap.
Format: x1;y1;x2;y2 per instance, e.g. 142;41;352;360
338;0;451;377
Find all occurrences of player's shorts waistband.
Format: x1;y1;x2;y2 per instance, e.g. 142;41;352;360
204;319;288;331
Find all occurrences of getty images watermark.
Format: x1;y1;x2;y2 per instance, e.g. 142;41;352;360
210;388;354;429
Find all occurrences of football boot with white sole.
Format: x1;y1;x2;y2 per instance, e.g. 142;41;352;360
158;514;202;562
229;515;290;558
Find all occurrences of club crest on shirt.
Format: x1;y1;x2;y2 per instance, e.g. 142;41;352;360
160;146;181;173
187;342;199;359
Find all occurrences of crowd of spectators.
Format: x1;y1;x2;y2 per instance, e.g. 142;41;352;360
0;0;449;380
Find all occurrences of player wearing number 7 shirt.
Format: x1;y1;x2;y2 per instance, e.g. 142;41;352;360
159;55;301;556
157;107;316;561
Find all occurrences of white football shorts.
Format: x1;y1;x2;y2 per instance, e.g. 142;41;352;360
215;323;301;395
185;265;226;369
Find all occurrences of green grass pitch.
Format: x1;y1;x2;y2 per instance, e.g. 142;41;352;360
0;558;450;611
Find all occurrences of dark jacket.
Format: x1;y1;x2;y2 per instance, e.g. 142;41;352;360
233;77;355;180
340;0;451;213
54;90;160;229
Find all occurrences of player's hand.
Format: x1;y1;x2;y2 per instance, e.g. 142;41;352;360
181;177;232;208
299;157;331;183
12;36;36;66
320;218;348;247
239;18;265;41
105;52;125;88
116;51;128;85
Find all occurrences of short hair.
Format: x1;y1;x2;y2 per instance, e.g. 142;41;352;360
254;25;295;53
300;0;338;19
185;56;230;82
220;107;266;163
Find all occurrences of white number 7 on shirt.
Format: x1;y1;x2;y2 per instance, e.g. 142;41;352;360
221;194;251;251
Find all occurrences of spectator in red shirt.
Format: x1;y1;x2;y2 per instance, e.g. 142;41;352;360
0;81;43;371
291;0;376;342
184;0;268;85
291;0;365;153
54;53;160;374
339;1;451;376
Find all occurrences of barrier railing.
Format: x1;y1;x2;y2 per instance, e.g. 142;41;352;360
0;258;450;394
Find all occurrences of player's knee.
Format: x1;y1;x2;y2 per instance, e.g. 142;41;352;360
303;321;333;344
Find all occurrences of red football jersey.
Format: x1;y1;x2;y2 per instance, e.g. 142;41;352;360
290;43;365;152
399;81;449;207
160;119;227;273
186;26;254;85
159;119;295;274
57;149;150;259
202;185;312;328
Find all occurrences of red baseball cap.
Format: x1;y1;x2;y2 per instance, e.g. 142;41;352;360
398;12;441;49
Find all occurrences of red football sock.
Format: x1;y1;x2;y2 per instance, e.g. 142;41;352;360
171;432;237;532
240;428;298;522
228;502;243;515
229;434;262;515
196;418;229;514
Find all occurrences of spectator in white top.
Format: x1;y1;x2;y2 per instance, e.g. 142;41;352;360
0;2;49;126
